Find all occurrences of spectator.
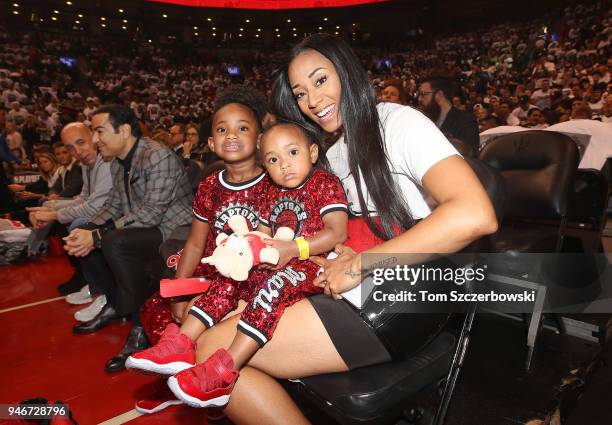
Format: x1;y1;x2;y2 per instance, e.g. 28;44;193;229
182;123;206;161
49;141;83;200
572;103;594;120
8;101;28;125
198;33;496;424
480;114;503;132
418;76;480;156
496;100;521;126
0;132;19;212
8;151;59;202
66;105;193;373
83;97;96;121
27;123;112;296
21;114;40;151
525;107;548;128
601;97;612;123
587;84;605;114
380;79;407;105
531;79;552;110
168;123;186;156
5;121;23;151
512;95;537;122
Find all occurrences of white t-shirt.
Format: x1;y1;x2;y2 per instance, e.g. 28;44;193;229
589;100;604;114
326;103;459;220
511;105;537;120
506;114;521;126
531;89;551;109
546;120;612;170
8;108;29;124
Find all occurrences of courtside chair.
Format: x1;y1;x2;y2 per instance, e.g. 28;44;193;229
478;130;579;254
478;130;583;371
564;168;609;253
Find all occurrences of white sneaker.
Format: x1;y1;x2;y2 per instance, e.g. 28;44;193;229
66;285;93;305
74;295;107;322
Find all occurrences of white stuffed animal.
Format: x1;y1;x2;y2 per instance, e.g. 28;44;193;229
201;215;295;281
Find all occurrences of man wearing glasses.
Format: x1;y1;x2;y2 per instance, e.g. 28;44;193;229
418;76;480;157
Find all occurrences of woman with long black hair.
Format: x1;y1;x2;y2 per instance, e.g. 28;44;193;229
190;34;498;424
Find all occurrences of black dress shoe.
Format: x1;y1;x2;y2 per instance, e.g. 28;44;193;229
73;304;127;334
105;325;149;373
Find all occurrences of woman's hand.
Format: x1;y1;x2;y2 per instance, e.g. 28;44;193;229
311;244;362;300
263;238;299;270
183;140;193;157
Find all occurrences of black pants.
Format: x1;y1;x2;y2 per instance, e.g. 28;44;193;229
80;227;163;316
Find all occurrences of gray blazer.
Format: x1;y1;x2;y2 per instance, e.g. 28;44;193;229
90;137;193;240
55;154;113;224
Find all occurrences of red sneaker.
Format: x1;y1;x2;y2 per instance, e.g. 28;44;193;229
167;348;239;408
135;385;183;414
126;323;195;376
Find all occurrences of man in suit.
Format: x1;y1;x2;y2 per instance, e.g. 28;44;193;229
65;105;193;372
418;76;480;156
168;123;185;157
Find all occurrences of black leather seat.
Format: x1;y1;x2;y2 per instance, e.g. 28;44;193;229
564;168;609;252
600;158;612;215
479;130;579;253
294;332;457;425
462;157;506;253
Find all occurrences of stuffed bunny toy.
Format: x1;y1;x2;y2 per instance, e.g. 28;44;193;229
201;215;295;281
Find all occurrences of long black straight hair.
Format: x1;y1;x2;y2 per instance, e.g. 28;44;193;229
271;33;414;240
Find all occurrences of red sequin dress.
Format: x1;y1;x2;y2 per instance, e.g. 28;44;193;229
141;169;271;344
190;168;348;345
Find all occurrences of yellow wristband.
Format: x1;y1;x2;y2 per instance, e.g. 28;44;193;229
295;237;310;261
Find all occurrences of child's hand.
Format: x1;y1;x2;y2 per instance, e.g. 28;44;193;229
263;238;300;270
170;300;188;324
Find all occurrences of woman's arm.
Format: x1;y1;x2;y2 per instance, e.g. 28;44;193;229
314;156;498;297
369;155;497;255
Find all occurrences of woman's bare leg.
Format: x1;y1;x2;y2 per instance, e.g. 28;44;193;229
196;298;349;378
196;299;344;424
224;366;311;425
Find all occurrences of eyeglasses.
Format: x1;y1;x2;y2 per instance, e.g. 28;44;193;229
186;132;198;137
417;91;433;97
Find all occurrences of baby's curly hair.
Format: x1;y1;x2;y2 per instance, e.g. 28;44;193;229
213;85;268;130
